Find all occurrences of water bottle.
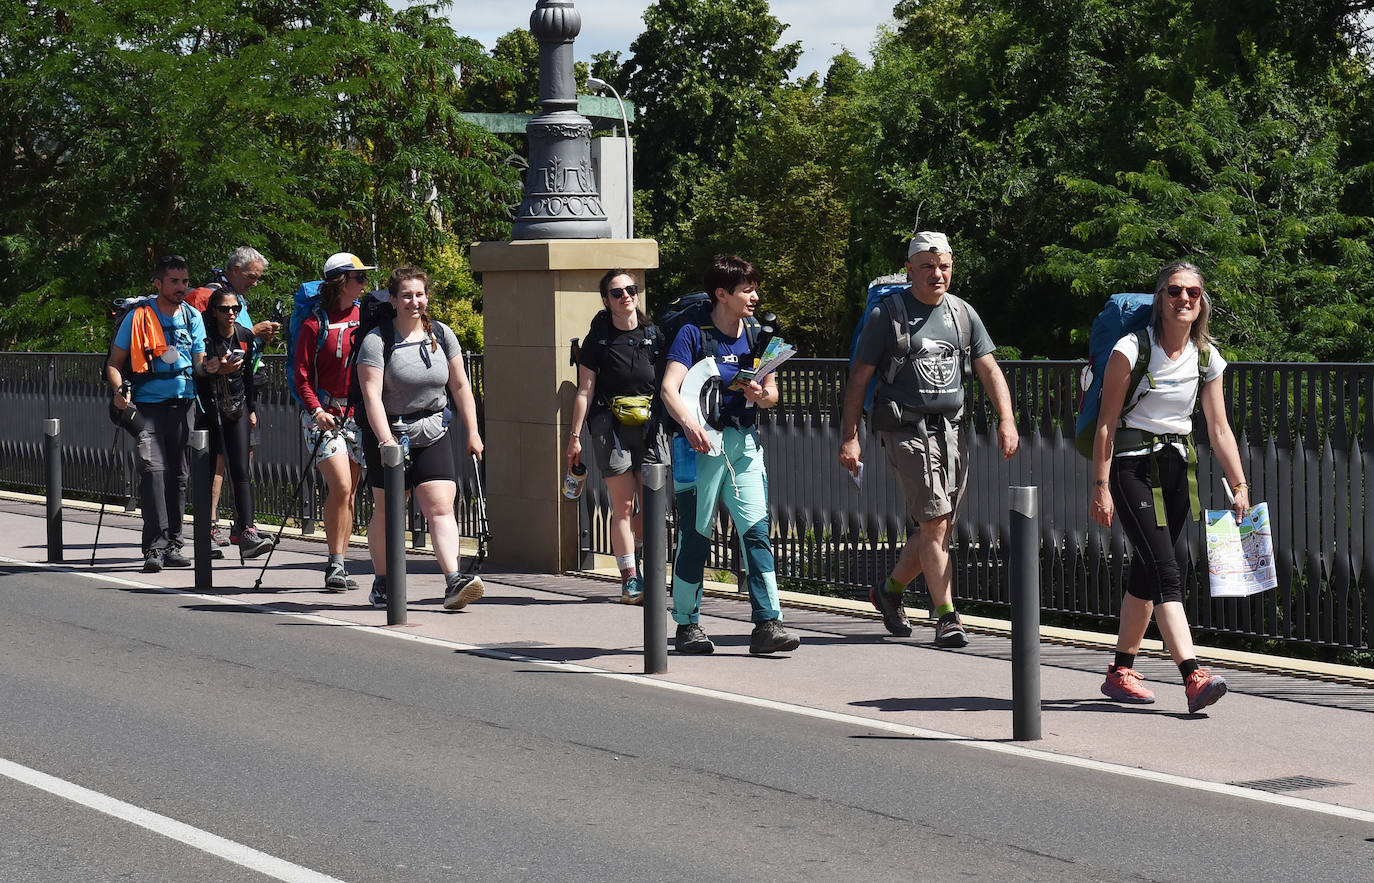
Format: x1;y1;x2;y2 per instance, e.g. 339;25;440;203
563;461;587;501
397;433;410;463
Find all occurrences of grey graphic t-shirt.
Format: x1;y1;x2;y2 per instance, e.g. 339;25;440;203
853;290;995;415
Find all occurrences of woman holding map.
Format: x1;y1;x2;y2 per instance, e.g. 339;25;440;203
1089;260;1250;715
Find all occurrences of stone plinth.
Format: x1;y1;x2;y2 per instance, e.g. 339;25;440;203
471;238;659;572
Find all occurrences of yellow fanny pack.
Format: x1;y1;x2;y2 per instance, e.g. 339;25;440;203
609;394;652;426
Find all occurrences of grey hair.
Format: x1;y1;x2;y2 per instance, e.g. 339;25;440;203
226;246;268;271
1151;260;1213;350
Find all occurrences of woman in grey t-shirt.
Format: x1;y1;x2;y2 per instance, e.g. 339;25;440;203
357;266;484;613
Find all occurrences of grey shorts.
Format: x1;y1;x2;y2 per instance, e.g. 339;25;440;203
587;409;648;477
880;423;967;526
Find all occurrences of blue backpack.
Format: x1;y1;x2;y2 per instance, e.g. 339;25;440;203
285;280;360;410
1074;292;1178;458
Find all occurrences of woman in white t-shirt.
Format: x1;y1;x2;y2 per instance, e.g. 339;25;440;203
1089;261;1250;715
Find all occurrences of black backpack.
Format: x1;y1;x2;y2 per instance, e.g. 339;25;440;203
344;291;399;411
580;308;659;401
650;291;761;436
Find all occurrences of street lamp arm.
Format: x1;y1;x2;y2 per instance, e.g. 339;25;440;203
586;78;634;238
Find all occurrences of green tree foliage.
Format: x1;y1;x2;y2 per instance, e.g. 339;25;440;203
0;0;520;352
673;78;864;356
851;0;1374;360
460;28;540;114
621;0;801;299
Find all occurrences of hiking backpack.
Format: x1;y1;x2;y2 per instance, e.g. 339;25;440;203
104;295;196;385
650;290;760;435
848;276;972;413
1073;292;1210;458
285;279;360;410
344;290;401;411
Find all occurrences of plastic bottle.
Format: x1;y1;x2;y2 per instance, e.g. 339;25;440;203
563;461;587;501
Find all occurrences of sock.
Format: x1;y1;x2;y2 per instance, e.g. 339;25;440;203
884;577;905;595
444;570;460;584
935;602;955;618
328;553;344;566
1112;651;1136;672
1179;658;1200;680
616;553;635;581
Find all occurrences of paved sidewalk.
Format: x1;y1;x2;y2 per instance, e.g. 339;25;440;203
4;497;1372;819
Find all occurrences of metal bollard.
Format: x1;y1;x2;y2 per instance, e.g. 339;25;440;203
641;463;668;674
190;430;213;591
383;443;407;626
44;419;62;562
1010;485;1042;741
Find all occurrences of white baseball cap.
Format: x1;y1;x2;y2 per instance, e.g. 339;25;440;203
323;252;378;279
907;231;952;258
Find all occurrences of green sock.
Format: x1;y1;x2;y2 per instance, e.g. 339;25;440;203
884;577;906;595
935;602;955;617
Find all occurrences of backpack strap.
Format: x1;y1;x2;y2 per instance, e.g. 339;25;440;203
879;291;910;385
942;294;973;378
1113;333;1212;528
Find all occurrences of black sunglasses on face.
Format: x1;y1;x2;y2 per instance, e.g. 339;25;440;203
607;284;639;298
214;304;242;314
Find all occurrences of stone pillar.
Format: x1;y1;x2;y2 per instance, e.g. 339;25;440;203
471;238;658;572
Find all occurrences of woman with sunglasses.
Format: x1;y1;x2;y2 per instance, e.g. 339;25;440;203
293;252;371;591
357;266;484;612
1091;261;1249;714
566;270;660;604
198;288;273;560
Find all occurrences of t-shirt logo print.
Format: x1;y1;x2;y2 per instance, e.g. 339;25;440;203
914;338;958;387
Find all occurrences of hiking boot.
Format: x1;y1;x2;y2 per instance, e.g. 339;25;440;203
369;576;388;609
1184;668;1228;714
443;573;484;610
211;525;230;547
142;549;163;573
933;611;968;648
324;561;351;593
620;575;644;605
237;527;273;560
749;619;801;655
209;545;224;560
674;623;714;654
870;582;912;637
1101;666;1155;704
163;547;192;568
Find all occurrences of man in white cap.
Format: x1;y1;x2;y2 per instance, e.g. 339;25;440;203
839;231;1019;647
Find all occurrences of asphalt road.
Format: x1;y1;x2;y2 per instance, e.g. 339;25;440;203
1;566;1370;882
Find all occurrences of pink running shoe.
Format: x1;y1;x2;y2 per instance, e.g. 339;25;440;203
1184;668;1228;713
1101;666;1156;704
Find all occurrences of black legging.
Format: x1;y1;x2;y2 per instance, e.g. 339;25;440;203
1109;444;1191;605
208;408;255;533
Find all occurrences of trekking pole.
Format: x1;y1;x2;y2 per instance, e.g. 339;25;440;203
462;453;491;576
91;381;133;567
251;425;329;590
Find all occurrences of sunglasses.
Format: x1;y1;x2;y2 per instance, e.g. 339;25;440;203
1166;284;1203;300
214;304;242;314
607;284;638;298
345;271;369;283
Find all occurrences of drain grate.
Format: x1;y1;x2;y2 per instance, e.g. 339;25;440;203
1230;775;1350;794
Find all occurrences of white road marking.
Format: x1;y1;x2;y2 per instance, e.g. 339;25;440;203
5;555;1374;827
0;757;344;882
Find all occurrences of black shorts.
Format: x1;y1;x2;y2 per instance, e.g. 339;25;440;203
360;420;456;490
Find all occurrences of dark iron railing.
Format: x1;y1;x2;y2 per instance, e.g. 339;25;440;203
0;352;487;546
2;352;1369;656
